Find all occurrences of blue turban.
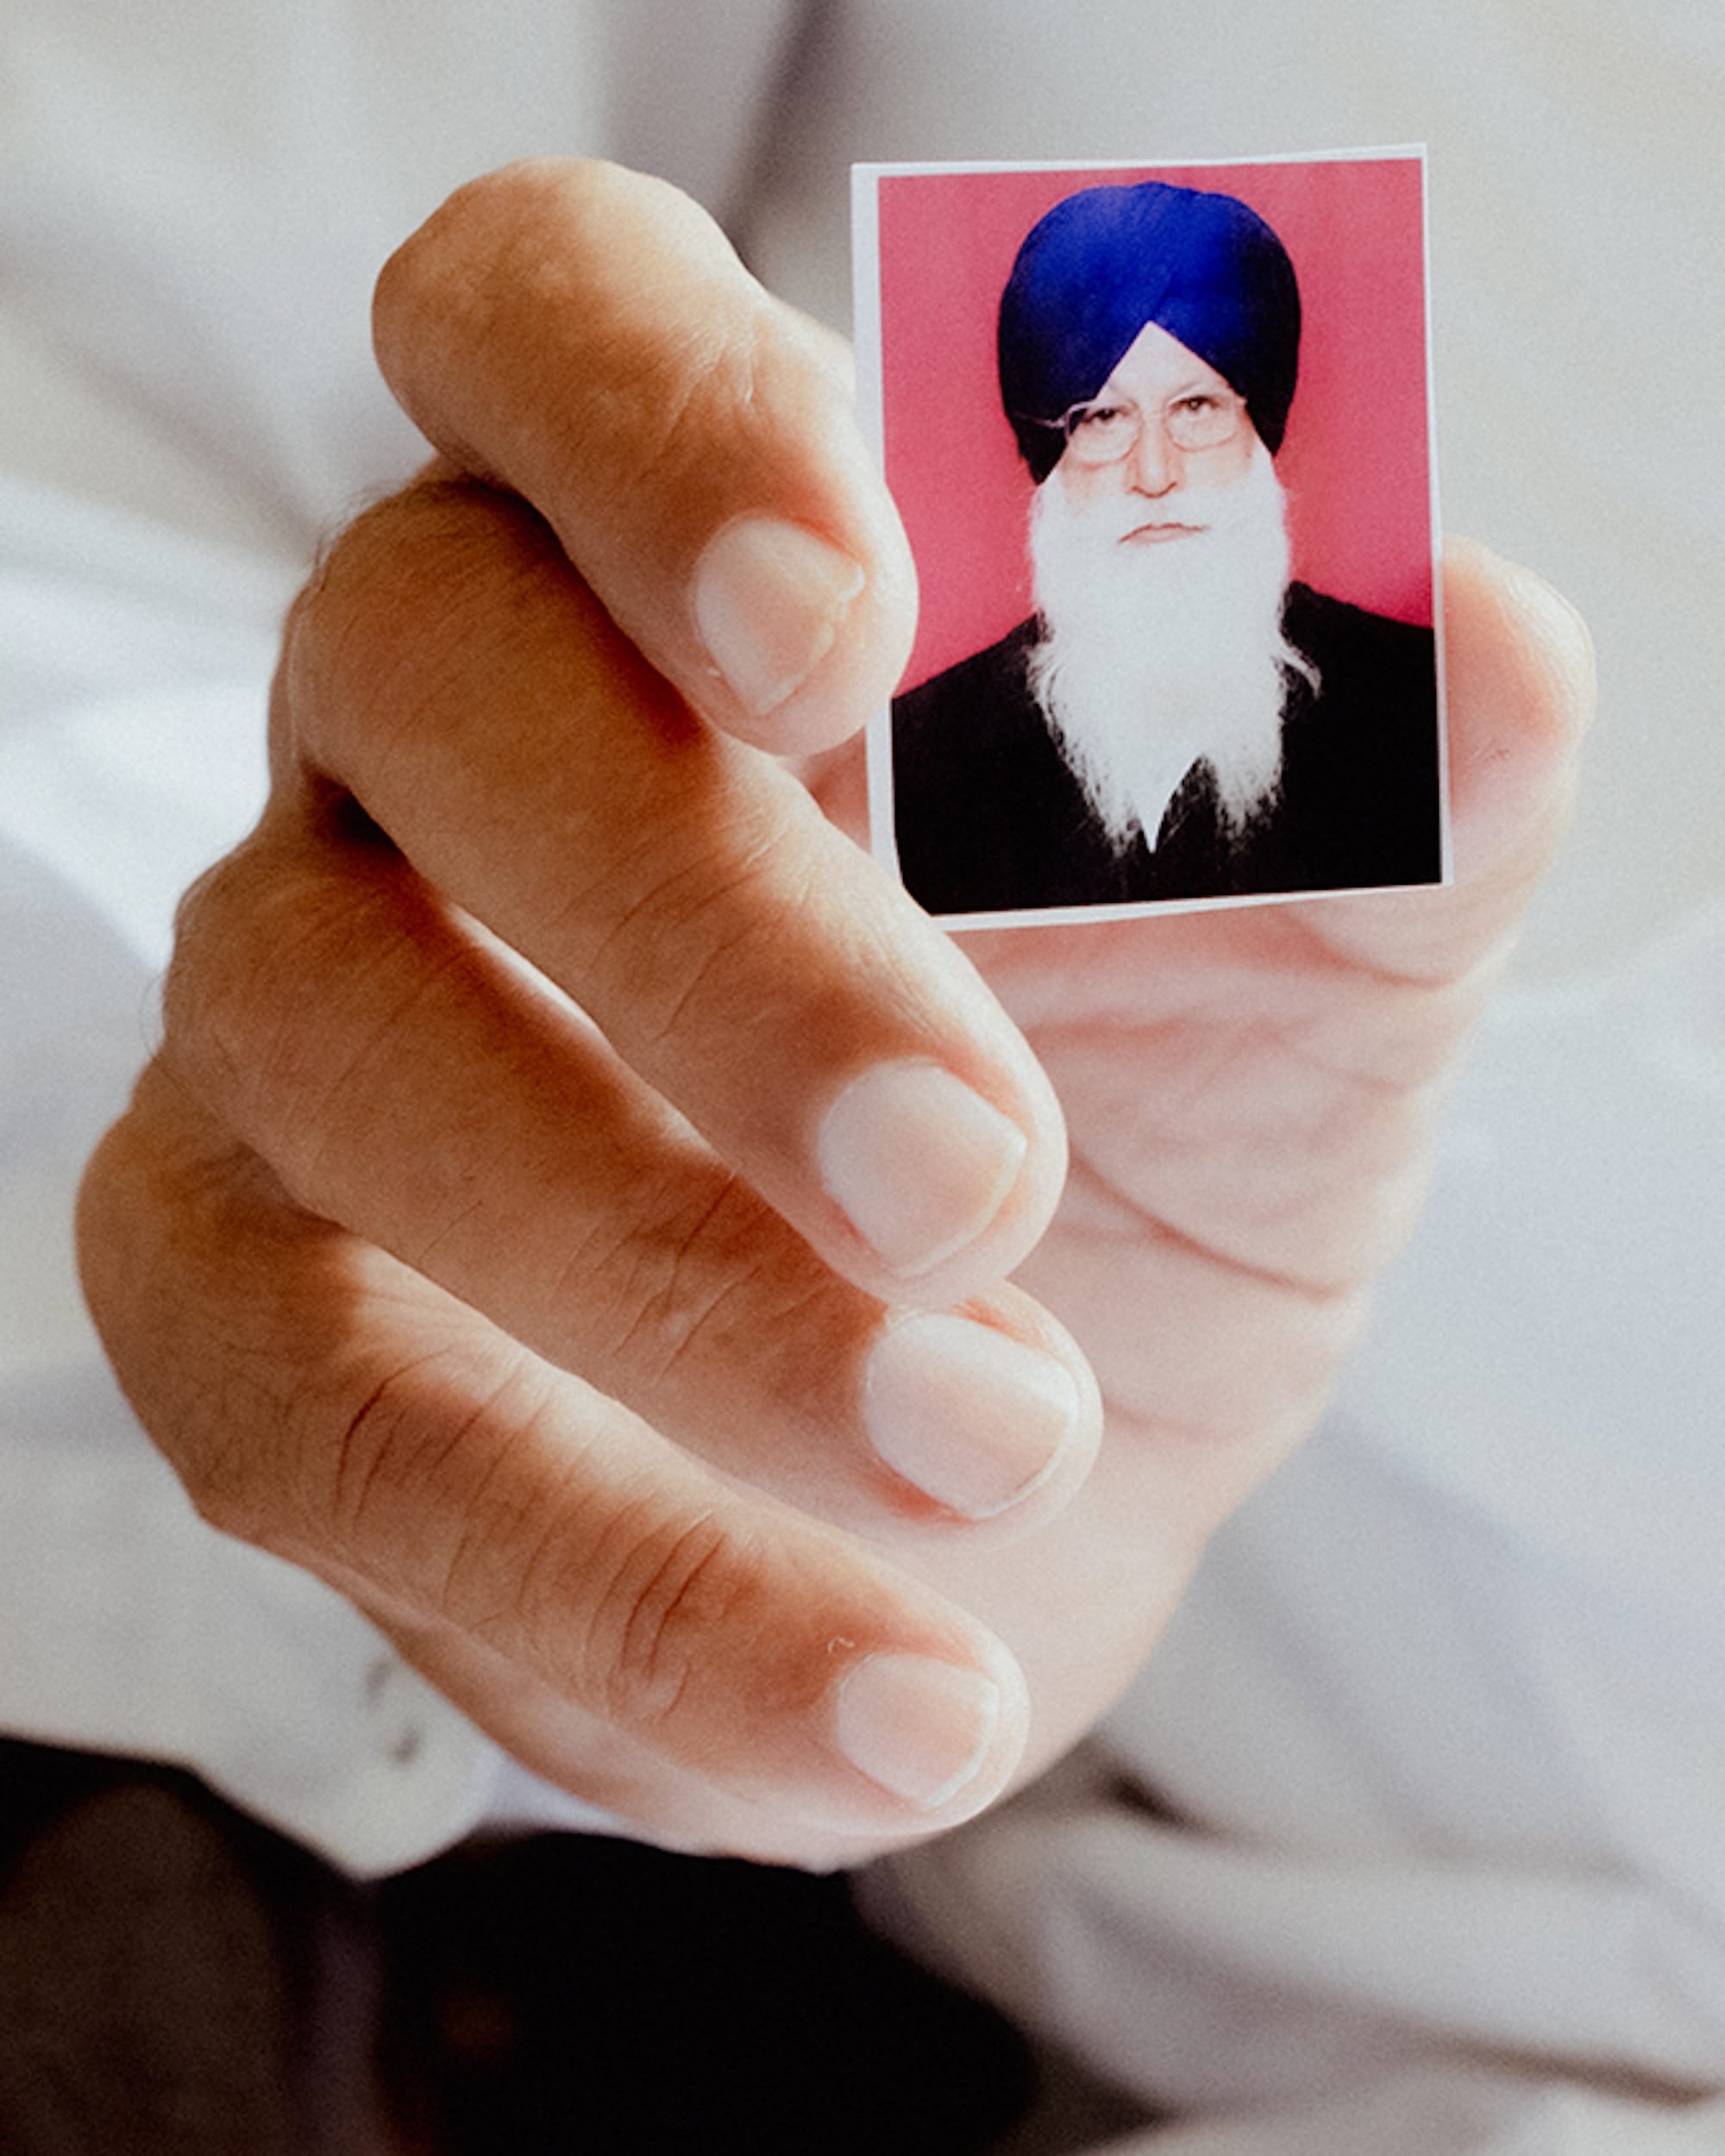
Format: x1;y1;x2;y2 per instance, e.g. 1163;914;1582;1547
998;180;1301;483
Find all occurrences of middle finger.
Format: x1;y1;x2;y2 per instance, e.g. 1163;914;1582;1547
280;478;1067;1309
166;814;1097;1536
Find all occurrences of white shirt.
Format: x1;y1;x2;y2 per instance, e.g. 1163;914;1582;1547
875;898;1725;2149
0;0;809;1872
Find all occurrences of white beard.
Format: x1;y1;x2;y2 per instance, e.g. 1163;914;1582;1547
1026;440;1314;852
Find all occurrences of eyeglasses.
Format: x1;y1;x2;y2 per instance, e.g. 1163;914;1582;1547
1026;386;1247;466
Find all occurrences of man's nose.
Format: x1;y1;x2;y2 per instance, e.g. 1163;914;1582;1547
1126;416;1180;495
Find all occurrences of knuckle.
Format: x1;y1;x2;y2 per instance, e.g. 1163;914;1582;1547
161;836;424;1205
371;172;507;413
576;1172;845;1407
178;1409;281;1549
574;777;819;1048
579;1505;762;1739
164;1317;314;1554
285;479;562;789
373;158;715;429
72;1062;320;1555
315;1345;463;1563
576;286;826;506
380;153;780;488
610;1181;775;1378
380;158;593;316
175;1233;403;1551
310;1321;543;1596
348;1350;774;1750
163;838;317;1081
160;837;292;1096
582;307;732;488
280;489;454;775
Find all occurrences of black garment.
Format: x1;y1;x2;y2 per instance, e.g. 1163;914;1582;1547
0;1739;380;2155
891;583;1441;915
0;1736;1036;2156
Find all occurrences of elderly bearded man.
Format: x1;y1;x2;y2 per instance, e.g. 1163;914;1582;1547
892;179;1443;914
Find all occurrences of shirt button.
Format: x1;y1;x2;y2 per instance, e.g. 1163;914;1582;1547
366;1653;426;1769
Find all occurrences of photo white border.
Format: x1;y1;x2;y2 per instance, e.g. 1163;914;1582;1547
852;147;1449;931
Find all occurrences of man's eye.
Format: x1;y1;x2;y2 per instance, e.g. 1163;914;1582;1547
1073;404;1126;431
1174;394;1219;415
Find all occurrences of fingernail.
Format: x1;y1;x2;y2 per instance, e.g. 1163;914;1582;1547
864;1314;1079;1518
692;516;865;718
834;1654;1000;1810
818;1061;1028;1278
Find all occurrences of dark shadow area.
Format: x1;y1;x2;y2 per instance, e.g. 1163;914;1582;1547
378;1830;1035;2155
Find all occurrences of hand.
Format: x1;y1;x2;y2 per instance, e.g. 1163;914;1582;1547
77;161;1591;1867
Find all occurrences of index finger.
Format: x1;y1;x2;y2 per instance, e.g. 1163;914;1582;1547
372;157;916;755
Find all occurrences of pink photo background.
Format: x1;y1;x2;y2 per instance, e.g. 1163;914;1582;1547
878;157;1433;695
